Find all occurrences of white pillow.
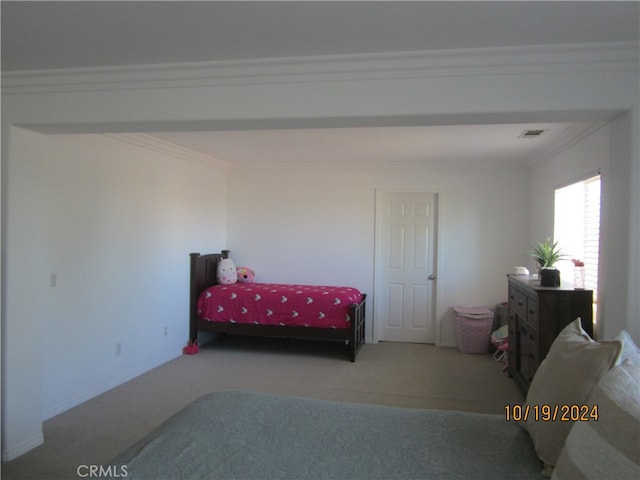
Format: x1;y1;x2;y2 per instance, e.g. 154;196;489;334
552;359;640;480
522;319;622;470
615;330;640;366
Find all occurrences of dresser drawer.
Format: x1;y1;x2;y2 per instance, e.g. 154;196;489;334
508;286;527;319
520;322;538;351
519;322;539;384
526;299;538;330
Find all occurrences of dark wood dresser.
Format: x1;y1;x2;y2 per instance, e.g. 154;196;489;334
507;274;593;394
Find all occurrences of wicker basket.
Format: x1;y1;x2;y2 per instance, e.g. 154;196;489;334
452;306;494;354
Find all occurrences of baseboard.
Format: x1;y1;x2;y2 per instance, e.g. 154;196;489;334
42;350;182;421
2;432;44;461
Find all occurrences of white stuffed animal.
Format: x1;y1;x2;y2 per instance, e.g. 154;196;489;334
216;258;237;284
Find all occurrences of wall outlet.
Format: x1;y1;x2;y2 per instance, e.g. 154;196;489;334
50;273;57;288
116;342;121;356
163;326;168;337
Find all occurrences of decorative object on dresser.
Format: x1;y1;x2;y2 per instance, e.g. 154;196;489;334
528;238;565;287
189;251;367;362
507;274;593;394
571;259;586;290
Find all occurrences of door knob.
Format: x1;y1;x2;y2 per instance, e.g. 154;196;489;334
428;274;436;280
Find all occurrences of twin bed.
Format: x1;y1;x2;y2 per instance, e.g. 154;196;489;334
189;251;367;361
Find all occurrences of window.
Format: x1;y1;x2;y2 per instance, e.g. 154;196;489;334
554;173;601;321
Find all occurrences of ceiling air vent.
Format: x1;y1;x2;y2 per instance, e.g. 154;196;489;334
518;129;545;139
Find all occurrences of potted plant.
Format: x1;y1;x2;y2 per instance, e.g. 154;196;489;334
529;238;565;286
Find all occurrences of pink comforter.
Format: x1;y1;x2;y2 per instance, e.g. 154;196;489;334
197;283;363;329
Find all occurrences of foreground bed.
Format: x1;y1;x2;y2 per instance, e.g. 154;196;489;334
190;251;367;361
110;391;544;480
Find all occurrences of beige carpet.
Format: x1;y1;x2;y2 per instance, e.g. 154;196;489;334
2;337;523;480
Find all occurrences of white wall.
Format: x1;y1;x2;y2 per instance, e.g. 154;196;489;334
2;128;48;458
227;166;530;346
2;129;227;459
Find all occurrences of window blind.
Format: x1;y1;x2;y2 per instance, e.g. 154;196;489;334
554;174;601;305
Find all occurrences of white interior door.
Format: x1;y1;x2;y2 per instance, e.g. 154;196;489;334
375;191;437;343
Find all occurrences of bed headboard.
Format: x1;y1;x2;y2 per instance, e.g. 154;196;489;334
189;250;229;342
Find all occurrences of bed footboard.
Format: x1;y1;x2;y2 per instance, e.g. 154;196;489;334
348;294;366;362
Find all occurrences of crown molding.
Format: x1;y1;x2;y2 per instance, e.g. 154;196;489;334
227;157;531;173
2;42;637;95
102;133;230;171
524;121;610;168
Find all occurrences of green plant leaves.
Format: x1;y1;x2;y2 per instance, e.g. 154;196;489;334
528;238;565;268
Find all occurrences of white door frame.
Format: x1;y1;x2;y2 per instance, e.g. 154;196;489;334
373;188;441;344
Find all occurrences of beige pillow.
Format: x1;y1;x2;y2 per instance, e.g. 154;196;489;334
615;329;640;366
552;359;640;480
522;318;622;470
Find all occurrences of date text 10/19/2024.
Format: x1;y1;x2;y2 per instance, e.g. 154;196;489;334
505;404;599;422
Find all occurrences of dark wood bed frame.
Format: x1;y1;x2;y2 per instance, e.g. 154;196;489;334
189;251;367;361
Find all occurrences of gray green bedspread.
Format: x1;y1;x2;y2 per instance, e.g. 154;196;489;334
110;391;543;480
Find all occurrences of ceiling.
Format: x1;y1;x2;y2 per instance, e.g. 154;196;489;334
148;123;598;169
2;1;637;71
2;1;638;168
